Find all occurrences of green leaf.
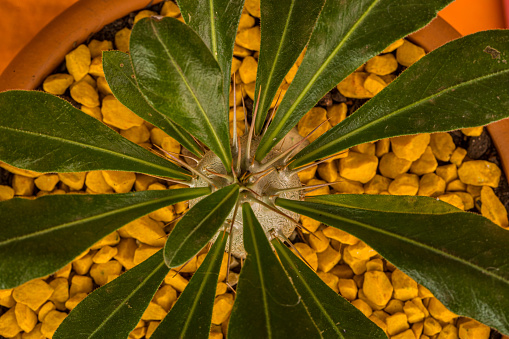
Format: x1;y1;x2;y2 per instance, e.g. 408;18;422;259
253;0;325;133
272;239;387;339
151;234;228;339
131;17;232;170
276;195;509;335
103;51;203;157
177;0;244;103
54;250;169;339
0;188;209;289
164;184;239;268
228;203;320;338
0;91;190;180
290;30;509;168
256;0;453;161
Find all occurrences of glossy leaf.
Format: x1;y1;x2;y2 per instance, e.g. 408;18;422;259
228;203;320;338
272;239;387;339
276;195;509;334
103;51;203;157
164;184;239;268
256;0;453;161
177;0;244;101
54;250;169;339
290;30;509;168
253;0;325;133
131;17;232;170
0;91;190;180
152;234;228;339
0;188;209;289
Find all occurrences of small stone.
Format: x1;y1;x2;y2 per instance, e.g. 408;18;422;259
297;165;317;184
134;10;157;23
317;245;341;272
345;241;376;261
65;292;87;311
308;230;330;253
391;269;418;301
89;260;123;286
316;272;339;293
49;278;69;303
338;279;357;300
379;152;412;179
391;134;430;162
42;74;74;95
427;297;457;323
161;136;181;154
331;176;364;194
13;280;54;311
88;39;113;58
298;107;331;143
244;0;260;17
454;192;475;210
153;285;177;312
133;244;162;266
15;302;37;332
102;170;136;193
115;27;131;53
386;312;410;336
12;174;34;196
423;317;442;336
34;174;59;191
385;299;404;315
211;294;234;325
114;238;137;270
326;103;347;126
40;310;67;338
366;54;399;75
89;56;104;77
363;73;386;95
418;173;446;197
86;171;114;193
120;125;151;144
409;146;437;175
351;142;375;155
102;95;144;130
119;216;166;247
58;172;86;190
0;185;15;201
38;302;56;322
458;319;490;339
375;138;391;157
392;329;416;339
238;12;255;30
97;76;113;95
438;193;465;210
291;242;318;271
430;133;456;162
0;289;15;308
364;175;391;195
396;40;425;67
450;147;467;166
339;151;378;183
461;126;484;137
233;44;252;58
91;231;121;250
388;174;419;196
337;72;374;99
352;299;373;317
164;270;189;292
285;63;299;84
382;39;404;53
0;307;22;338
438;324;459;339
65;44;91;81
403;300;425;323
366;259;384;272
481;186;509;228
70;79;100;107
142;302;167;321
436;164;458;184
317;160;338;183
235;26;261;51
161;1;180;17
446;179;467;192
93;246;118;264
363;271;393;309
458;160;501;187
305;178;330;196
239;56;257;84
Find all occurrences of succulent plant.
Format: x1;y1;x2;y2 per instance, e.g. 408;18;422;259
1;0;509;338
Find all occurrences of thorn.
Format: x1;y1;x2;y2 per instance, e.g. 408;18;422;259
144;173;193;186
226;202;240;288
261;89;281;138
272;181;341;196
226;282;237;294
249;167;275;187
246;85;262;168
289;151;346;176
232;74;238;152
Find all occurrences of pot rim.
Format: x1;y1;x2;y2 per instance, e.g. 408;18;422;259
1;4;508;179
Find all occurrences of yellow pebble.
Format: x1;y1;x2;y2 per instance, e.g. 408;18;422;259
458;160;501;188
363;73;386;95
13;280;54;311
331;176;364;194
284;63;299;84
382;39;404;53
142;302;167;321
385;299;404;315
351;142;375;155
238;12;255;30
88;39;113;58
65;44;91;81
481;186;508;228
396;40;425;67
89;56;105;77
92;246;118;264
85;171;114;193
96;76;113;95
338;151;378;183
391;269;418;301
162;136;181;154
450;147;467;167
164;270;189;292
58;172;86;190
430;133;456;162
364;175;391;195
337;72;374;99
392;329;416;339
54;263;72;280
352;299;373;317
308;230;330;253
42;74;74;95
386;312;410;336
115;27;131;53
91;231;121;250
15;302;37;332
102;95;144;130
134;10;157;23
0;289;15;308
298;107;331;143
305;178;330;196
323;227;358;245
291;242;318;271
388;173;419;196
380;152;413;180
316;245;341;272
403;300;425;323
65;292;87;311
49;278;69;303
316;272;339;293
326;103;347;126
238;56;257;84
211;294;234;325
119;216;166;246
0;307;22;338
418;173;446;197
330;264;354;279
427;297;457;323
130;325;147;339
436;164;458;184
244;0;260;17
366;54;399;75
134;174;159;191
153;285;177;312
89;260;123;286
297;165;317;184
438;324;459;339
134;244;163;266
228;106;245;122
454;191;474;210
102;170;136;193
391;134;430;162
41;310;67;338
338;279;357;301
345;241;376;261
366;258;384;272
423;317;442;336
410;146;438;176
362;271;393;309
446;179;467;192
114;238;137;270
235;26;261;51
12;174;35;196
34;174;59;192
0;185;15;201
317;160;338;183
69;79;100;107
233;44;252;57
161;1;180;17
299;215;321;234
461;126;484;137
438;193;465;210
458;319;490;339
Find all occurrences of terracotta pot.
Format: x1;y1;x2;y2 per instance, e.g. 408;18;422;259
0;3;508;178
409;16;509;180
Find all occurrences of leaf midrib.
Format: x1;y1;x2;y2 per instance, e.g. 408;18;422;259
261;0;380;150
0;125;188;179
0;192;198;246
294;67;509;166
285;201;508;285
208;0;218;57
149;21;230;167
